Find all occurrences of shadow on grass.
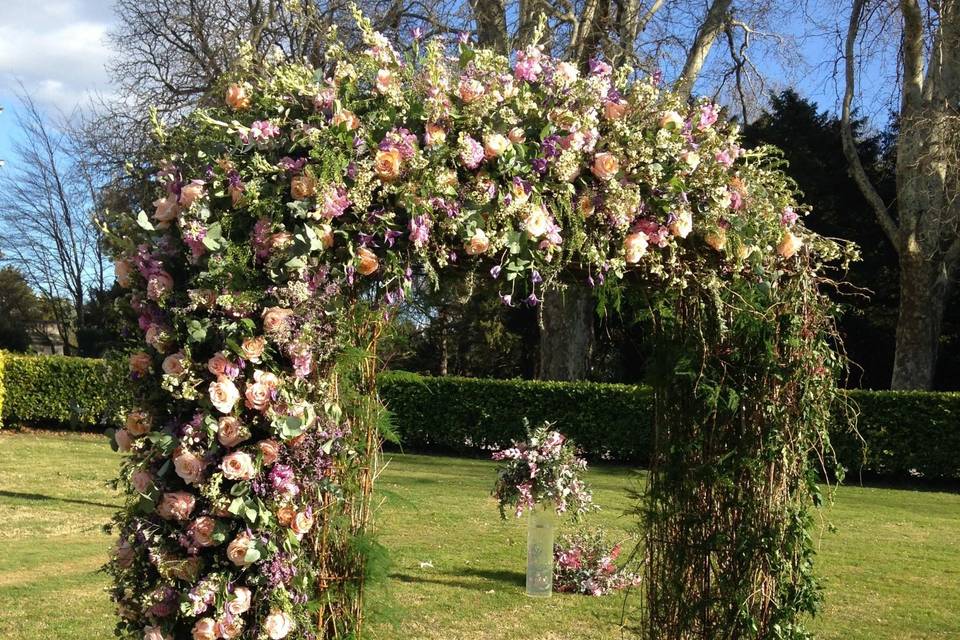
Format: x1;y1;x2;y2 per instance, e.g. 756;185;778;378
0;489;118;509
390;567;525;591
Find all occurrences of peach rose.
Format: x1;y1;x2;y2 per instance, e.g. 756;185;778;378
115;539;134;568
318;223;334;250
131;469;154;493
578;194;595;218
143;626;170;640
146;271;174;301
375;68;395;93
290;174;316;200
258;439;280;466
227;587;252;616
508;127;526;143
218;416;249;448
603;100;627;121
778;231;803;259
660;110;684;130
129;351;152;376
705;228;728;252
253;369;280;389
331;109;359;130
152;195;179;227
262;307;293;334
483;133;510;159
215;617;243;639
157;491;196;521
115;258;133;288
244;381;271;412
523;205;550;239
115;429;133;452
188;516;218;547
464;229;490;256
357;247;379;276
669;210;693;239
162;352;186;376
264;610;294;639
624;232;649;264
221;451;256;481
192;617;217;640
276;504;296;527
174;450;207;485
374;149;402;182
207;352;233;378
291;510;314;536
179;180;205;208
591;152;619;180
226;83;251;110
125;410;152;437
209;378;240;414
458;78;485;103
424;123;446;146
241;337;265;363
226;533;256;567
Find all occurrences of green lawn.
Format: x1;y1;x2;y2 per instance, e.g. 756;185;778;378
1;431;958;639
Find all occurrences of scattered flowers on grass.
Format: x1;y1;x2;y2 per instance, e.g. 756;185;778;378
554;528;641;596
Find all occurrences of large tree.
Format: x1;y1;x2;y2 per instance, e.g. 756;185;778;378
842;0;960;389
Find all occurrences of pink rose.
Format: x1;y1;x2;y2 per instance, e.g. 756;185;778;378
262;307;293;334
129;351;152;376
143;626;170;640
207;352;232;378
258;439;280;466
192;618;216;640
244;381;271;412
174;450;207;485
375;68;395;93
189;516;219;547
227;586;252;616
115;429;133;452
253;369;279;388
241;336;266;362
131;469;154;493
125;410;152;437
152;195;179;227
591;152;619;180
226;533;255;566
146;271;174;301
218;416;249;448
221;451;256;481
209;378;240;414
264;610;295;639
161;352;186;376
157;492;196;521
179;180;206;208
115;539;134;568
624;232;649;264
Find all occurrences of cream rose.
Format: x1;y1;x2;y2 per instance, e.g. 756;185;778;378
131;469;154;493
226;533;256;567
218;416;249;448
161;352;186;376
624;232;649;264
241;336;266;362
290;174;316;200
125;410;152;437
458;78;485;103
483;133;510;159
115;539;134;568
221;451;256;481
291;510;314;536
215;617;243;639
129;351;152;376
192;617;217;640
523;205;550;239
660;110;684;130
174;451;207;485
258;439;281;466
374;149;402;182
244;381;272;412
591;152;619;180
227;587;252;616
157;491;196;521
681;150;700;170
357;247;379;276
464;229;490;256
264;610;295;639
262;307;293;334
375;68;395;93
253;369;280;389
209;378;240;414
226;83;251;110
668;210;693;239
777;231;803;259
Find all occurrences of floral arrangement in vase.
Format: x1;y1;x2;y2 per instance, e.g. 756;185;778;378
554;527;641;596
491;423;594;518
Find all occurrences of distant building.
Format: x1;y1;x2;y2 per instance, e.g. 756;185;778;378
27;320;72;355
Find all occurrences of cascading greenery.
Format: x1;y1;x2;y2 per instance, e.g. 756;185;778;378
99;9;853;640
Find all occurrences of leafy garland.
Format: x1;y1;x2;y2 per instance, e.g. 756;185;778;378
101;9;850;640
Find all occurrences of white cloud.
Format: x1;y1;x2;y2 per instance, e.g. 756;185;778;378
0;0;116;112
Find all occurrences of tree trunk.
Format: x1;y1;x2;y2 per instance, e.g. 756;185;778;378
891;248;950;389
538;283;594;380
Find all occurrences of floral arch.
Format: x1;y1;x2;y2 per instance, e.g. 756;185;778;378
104;12;848;640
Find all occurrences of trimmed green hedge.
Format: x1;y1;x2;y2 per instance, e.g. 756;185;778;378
0;352;6;427
0;355;130;428
379;371;655;463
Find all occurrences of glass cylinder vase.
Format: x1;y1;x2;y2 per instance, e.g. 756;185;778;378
526;503;556;597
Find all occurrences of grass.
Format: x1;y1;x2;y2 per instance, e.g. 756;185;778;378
0;431;958;639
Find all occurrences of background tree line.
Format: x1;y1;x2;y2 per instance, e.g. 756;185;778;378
0;0;956;389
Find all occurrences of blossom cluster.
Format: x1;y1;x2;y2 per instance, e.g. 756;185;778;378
491;424;594;518
103;11;819;638
553;528;641;596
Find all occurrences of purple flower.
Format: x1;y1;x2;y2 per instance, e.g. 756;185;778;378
500;293;513;306
411;27;423;40
490;265;502;279
781;206;798;226
532;158;548;174
409;215;431;248
458;134;485;169
589;58;612;77
698;103;719;130
531;270;542;285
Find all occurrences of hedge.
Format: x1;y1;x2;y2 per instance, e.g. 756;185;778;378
1;359;958;480
0;354;130;428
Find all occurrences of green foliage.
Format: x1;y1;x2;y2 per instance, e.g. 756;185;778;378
0;351;6;427
0;355;131;428
379;371;653;462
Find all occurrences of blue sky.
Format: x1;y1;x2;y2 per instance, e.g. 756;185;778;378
0;0;895;169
